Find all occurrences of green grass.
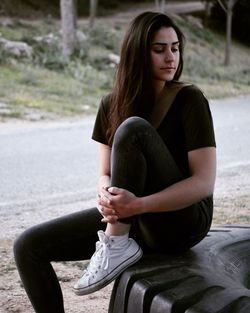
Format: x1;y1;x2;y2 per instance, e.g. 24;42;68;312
179;17;250;97
0;14;249;120
0;62;111;118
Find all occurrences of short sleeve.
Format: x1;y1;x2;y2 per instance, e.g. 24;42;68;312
179;86;216;151
91;94;111;145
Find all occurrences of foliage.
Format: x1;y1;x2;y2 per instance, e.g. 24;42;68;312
86;23;121;52
31;35;68;70
0;12;249;120
0;45;10;64
1;0;152;17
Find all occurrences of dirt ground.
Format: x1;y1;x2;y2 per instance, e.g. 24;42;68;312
1;165;250;313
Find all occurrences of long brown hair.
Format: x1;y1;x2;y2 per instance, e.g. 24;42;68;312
107;12;185;145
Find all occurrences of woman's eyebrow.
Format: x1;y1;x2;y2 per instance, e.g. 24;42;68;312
152;41;179;46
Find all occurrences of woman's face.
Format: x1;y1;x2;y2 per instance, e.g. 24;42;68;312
150;27;180;88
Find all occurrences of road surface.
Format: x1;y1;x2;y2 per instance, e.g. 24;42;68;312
0;94;250;236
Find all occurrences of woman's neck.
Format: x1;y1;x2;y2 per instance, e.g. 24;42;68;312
154;81;167;103
154;81;165;97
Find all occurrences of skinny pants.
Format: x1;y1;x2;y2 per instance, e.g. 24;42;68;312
14;117;213;313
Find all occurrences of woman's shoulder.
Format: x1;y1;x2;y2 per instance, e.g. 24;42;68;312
172;82;210;115
100;93;112;107
97;93;113;116
163;81;207;102
177;83;207;101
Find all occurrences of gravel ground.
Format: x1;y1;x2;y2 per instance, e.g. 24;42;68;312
1;169;250;313
0;198;115;313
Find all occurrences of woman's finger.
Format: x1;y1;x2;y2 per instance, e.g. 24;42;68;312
98;205;116;217
108;186;123;195
101;215;118;224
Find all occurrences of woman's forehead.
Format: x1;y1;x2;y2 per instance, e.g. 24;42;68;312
151;27;178;44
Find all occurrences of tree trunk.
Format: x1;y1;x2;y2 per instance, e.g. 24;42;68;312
155;0;165;12
224;1;233;65
89;0;98;27
73;0;77;29
217;0;238;66
204;0;212;27
60;0;77;58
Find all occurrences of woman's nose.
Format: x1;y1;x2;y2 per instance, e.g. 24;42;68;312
164;50;174;62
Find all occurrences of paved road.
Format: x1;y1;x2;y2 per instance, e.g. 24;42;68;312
0;118;99;213
103;1;205;22
0;95;250;216
210;95;250;169
210;95;250;198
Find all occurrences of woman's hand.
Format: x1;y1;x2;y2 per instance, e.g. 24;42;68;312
98;186;139;223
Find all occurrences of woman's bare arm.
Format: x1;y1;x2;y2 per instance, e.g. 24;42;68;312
136;146;216;214
100;147;216;219
98;144;111;196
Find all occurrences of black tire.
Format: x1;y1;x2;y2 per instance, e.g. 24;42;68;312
108;225;250;313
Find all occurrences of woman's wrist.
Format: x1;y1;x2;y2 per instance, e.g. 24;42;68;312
133;196;146;215
99;175;110;184
98;175;111;195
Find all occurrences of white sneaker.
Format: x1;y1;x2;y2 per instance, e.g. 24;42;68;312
73;230;143;296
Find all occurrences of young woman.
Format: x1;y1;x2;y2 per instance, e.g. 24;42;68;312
14;11;216;313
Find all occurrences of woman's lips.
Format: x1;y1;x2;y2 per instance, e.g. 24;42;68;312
161;67;175;70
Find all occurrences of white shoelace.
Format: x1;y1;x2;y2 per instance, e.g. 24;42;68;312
85;240;110;277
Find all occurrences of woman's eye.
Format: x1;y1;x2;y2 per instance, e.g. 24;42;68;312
153;48;164;53
172;47;179;53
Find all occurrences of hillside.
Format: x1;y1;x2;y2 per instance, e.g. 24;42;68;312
0;2;249;121
0;0;60;18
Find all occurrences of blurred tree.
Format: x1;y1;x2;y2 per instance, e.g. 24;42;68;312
233;0;250;45
60;0;77;57
89;0;98;27
210;0;250;46
155;0;165;13
217;0;239;65
203;0;213;26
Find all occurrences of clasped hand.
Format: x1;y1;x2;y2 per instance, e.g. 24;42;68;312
98;186;137;224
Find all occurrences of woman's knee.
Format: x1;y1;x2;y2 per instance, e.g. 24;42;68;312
13;226;41;264
113;116;151;146
119;116;150;134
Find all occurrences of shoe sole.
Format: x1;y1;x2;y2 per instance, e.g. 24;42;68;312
73;247;143;296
